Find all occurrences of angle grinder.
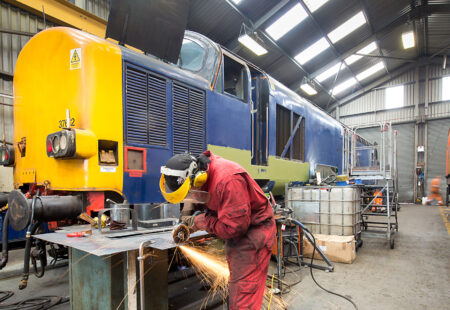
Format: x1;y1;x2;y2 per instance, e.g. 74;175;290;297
172;210;203;243
172;223;191;243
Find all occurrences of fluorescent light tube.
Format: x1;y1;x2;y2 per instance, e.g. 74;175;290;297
238;34;268;56
402;31;415;49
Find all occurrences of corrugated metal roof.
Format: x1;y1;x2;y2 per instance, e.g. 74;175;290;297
7;0;450;110
57;0;450;109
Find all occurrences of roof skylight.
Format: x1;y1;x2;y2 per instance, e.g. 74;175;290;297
328;11;367;43
345;41;377;65
266;4;308;41
356;62;385;81
300;83;318;96
295;37;330;65
315;62;343;83
303;0;330;12
332;77;357;95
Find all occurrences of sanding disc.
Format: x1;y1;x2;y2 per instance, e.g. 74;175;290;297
172;224;190;244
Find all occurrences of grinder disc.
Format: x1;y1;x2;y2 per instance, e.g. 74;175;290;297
172;224;190;244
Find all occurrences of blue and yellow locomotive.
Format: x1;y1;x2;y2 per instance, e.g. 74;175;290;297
0;25;361;278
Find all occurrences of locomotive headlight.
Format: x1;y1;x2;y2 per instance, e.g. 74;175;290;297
46;129;77;159
0;145;15;166
60;134;67;151
46;129;96;159
52;135;60;153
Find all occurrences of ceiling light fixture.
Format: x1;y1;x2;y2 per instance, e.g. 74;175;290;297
402;31;415;49
265;4;307;41
238;34;268;56
300;83;318;96
295;37;330;65
230;0;243;4
328;11;367;43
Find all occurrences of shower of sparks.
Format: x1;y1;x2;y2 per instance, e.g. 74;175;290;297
179;245;287;309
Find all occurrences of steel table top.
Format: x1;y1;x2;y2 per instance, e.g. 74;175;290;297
35;225;207;256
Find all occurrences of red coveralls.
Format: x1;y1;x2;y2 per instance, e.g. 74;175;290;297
194;151;276;310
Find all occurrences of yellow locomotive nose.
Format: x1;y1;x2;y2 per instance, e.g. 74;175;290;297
13;27;124;193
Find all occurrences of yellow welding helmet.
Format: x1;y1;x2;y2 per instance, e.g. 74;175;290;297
159;174;192;204
159;154;210;204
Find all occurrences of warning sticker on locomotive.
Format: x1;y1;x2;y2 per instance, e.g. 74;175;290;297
70;48;81;70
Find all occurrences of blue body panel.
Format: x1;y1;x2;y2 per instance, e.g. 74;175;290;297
207;92;251;150
118;34;368;204
268;79;344;176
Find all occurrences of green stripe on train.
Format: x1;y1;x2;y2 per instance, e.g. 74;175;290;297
208;145;310;196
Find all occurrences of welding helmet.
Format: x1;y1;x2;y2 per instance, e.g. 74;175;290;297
160;153;210;204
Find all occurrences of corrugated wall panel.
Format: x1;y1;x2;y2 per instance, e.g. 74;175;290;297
395;123;415;202
429;102;450;119
427;119;450;196
385;70;415;86
0;104;13;144
0;2;53;145
428;78;441;103
84;0;109;20
340;78;416;117
428;65;450;79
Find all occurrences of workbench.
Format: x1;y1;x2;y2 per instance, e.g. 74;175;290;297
35;225;207;310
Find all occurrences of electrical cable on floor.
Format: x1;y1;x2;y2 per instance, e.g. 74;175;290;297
0;291;69;310
0;291;13;303
305;228;358;310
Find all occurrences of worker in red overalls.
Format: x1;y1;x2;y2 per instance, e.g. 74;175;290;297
160;151;275;309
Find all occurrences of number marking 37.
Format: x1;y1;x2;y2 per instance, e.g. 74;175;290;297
58;118;75;128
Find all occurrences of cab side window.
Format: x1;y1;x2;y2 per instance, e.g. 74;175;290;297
223;55;248;102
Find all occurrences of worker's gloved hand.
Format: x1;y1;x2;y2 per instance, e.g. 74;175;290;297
180;213;207;232
193;213;206;231
180;215;195;228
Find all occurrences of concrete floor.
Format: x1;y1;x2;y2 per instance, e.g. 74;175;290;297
282;204;450;309
0;204;449;309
